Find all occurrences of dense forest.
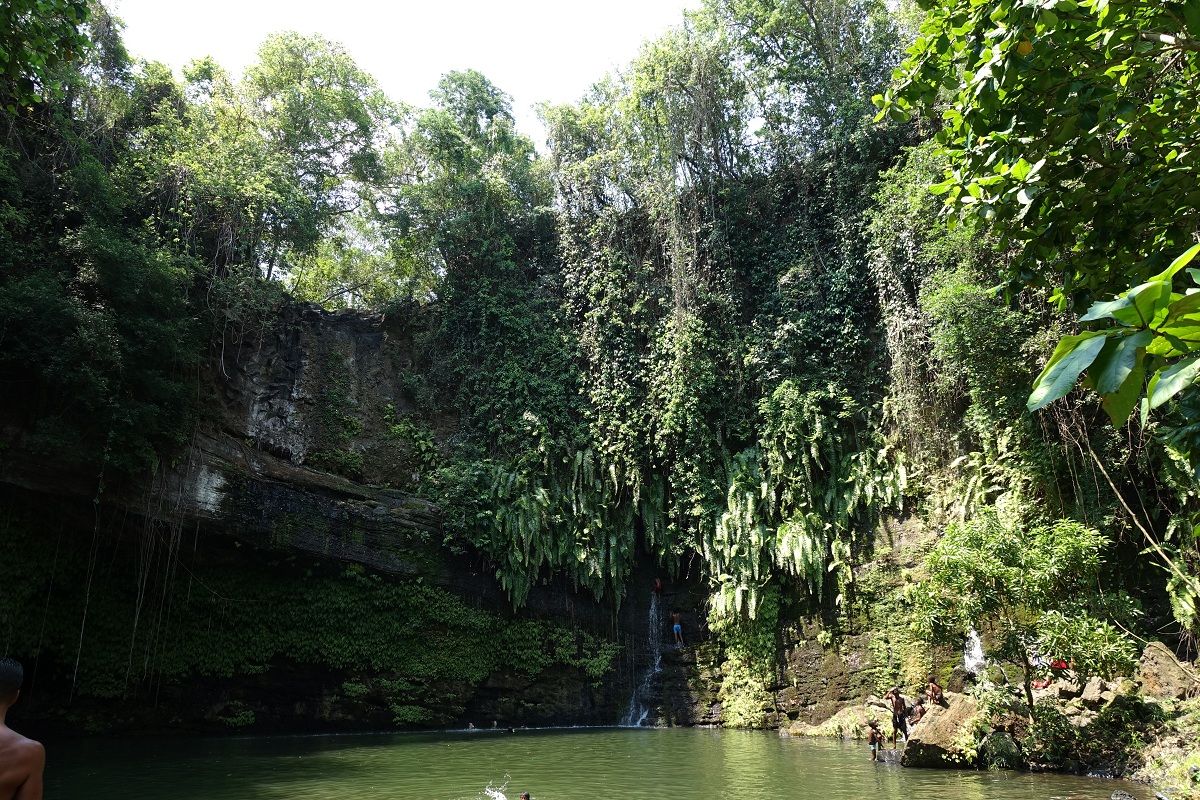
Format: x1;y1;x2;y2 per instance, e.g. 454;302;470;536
1;0;1199;781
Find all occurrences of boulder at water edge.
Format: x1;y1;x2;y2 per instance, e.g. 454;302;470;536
1137;642;1200;701
900;693;979;768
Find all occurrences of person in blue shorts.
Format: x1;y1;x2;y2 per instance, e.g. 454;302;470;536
866;720;883;761
671;610;684;648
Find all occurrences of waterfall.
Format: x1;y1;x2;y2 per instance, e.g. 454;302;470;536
622;592;663;726
964;628;986;675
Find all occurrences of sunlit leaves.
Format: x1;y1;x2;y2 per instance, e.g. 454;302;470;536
1027;244;1200;426
914;509;1136;704
876;0;1200;306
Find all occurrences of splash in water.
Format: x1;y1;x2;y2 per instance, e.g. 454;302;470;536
964;628;986;675
481;776;510;800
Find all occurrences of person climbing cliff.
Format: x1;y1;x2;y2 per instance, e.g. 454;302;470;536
671;610;684;648
0;658;44;800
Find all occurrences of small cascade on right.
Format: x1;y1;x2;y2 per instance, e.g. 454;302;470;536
622;592;664;726
964;628;986;676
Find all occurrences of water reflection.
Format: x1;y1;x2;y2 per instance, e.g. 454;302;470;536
45;727;1151;800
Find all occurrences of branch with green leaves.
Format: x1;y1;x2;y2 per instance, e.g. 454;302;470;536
1028;243;1200;427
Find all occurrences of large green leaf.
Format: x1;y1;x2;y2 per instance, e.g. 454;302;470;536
1080;295;1134;323
1101;360;1145;426
1148;357;1200;409
1148;242;1200;285
1087;329;1152;395
1028;332;1107;412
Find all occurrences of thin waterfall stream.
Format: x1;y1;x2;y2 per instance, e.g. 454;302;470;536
622;592;663;726
964;628;986;675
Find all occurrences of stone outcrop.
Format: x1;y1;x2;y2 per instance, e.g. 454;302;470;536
900;692;979;768
1137;642;1200;701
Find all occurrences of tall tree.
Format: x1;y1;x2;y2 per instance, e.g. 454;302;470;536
706;0;901;158
244;32;399;277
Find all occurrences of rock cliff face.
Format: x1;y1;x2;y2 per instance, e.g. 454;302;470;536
0;303;657;735
0;302;899;737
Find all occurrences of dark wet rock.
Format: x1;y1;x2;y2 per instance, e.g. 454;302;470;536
946;666;971;693
878;748;903;765
1111;791;1135;800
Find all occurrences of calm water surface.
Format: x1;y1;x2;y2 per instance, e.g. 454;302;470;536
45;727;1153;800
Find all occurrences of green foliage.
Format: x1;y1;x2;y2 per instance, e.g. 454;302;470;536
0;41;204;475
441;444;643;607
216;700;256;729
705;0;902;155
913;504;1137;709
0;510;619;724
874;0;1200;638
878;0;1200;308
1027;246;1200;432
709;584;780;727
0;0;89;108
1023;694;1165;772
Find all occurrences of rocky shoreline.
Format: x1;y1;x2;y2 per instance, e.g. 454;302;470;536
782;642;1200;798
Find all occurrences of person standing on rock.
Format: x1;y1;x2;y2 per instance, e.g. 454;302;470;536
884;685;907;746
0;658;44;800
671;610;684;648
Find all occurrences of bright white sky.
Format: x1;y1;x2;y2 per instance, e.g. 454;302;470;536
111;0;701;148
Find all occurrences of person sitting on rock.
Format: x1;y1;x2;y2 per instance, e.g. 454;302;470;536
926;675;945;706
866;720;884;762
908;696;926;726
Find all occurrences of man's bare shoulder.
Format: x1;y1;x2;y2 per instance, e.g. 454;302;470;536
0;727;44;759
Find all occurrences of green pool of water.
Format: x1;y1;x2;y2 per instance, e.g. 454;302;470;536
45;727;1152;800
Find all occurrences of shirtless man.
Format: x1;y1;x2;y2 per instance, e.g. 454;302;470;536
671;611;684;648
883;685;907;746
0;658;43;800
926;675;945;707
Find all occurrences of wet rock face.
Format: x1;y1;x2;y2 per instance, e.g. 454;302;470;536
217;303;427;479
779;631;879;725
1137;642;1199;700
0;303;638;735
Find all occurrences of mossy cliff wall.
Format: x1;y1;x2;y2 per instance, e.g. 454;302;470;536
0;302;913;736
0;304;643;736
